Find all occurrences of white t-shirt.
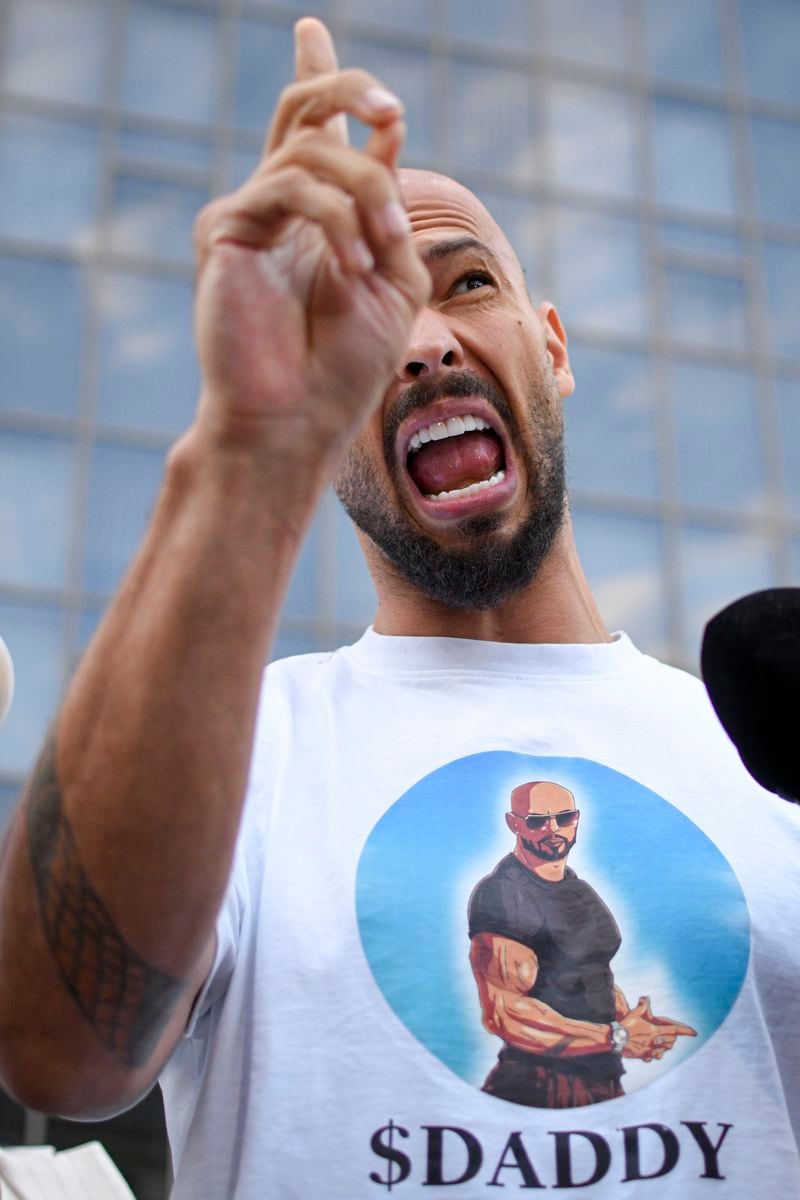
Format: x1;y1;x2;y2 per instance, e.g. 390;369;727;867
160;630;800;1198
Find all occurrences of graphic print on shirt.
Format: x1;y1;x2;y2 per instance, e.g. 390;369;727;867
355;753;750;1108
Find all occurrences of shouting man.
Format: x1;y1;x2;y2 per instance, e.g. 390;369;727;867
0;16;798;1199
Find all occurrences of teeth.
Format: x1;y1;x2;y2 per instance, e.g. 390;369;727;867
408;413;492;453
426;470;506;501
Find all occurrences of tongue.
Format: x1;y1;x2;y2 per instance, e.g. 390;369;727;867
407;431;503;495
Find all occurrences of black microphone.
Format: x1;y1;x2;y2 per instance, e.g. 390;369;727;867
700;588;800;804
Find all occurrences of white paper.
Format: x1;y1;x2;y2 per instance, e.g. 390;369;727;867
0;1141;137;1200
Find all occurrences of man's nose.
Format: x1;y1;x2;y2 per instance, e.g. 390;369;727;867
400;310;464;381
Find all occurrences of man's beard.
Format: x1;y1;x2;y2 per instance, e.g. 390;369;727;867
522;833;574;861
333;370;567;611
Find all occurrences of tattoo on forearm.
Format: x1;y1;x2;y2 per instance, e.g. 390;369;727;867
26;735;184;1068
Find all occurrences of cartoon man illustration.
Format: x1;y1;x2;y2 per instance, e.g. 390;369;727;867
468;781;696;1108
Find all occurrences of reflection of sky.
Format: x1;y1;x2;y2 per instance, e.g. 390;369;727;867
645;0;723;87
550;82;638;200
679;529;774;664
652;99;736;217
554;208;646;335
357;752;750;1098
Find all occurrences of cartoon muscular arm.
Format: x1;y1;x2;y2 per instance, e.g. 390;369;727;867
470;933;695;1060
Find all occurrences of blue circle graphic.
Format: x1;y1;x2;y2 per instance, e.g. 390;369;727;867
356;752;750;1099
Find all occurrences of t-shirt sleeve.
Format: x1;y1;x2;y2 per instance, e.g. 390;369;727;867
468;872;544;949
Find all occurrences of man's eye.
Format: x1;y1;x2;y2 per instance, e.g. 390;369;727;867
451;271;493;295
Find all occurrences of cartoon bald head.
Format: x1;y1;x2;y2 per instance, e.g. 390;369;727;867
506;781;580;865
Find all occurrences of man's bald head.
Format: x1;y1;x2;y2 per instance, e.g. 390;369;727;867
398;167;529;295
510;781;576;817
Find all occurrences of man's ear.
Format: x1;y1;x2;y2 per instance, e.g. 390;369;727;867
505;812;517;834
537;302;574;399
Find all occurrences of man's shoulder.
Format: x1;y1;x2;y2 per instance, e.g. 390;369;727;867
468;854;548;942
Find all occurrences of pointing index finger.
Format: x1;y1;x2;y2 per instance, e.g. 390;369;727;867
295;18;339;80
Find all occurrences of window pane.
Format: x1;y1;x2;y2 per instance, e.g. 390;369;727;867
472;191;543;289
652;99;736;216
0;256;85;418
0;603;65;775
680;527;774;664
450;61;537;180
83;444;166;594
669;363;764;512
645;0;723;87
343;0;435;34
334;504;377;626
554;208;647;335
0;432;75;589
281;513;320;622
235;20;294;134
97;272;199;435
109;175;207;265
665;267;747;350
660;222;741;261
227;144;261;191
0;113;100;248
117;128;212;171
2;0;111;106
447;0;531;48
751;116;800;228
572;511;668;656
121;2;219;125
566;346;658;500
777;378;800;515
740;0;800;106
550;82;638;200
762;242;800;360
546;0;633;69
345;40;434;164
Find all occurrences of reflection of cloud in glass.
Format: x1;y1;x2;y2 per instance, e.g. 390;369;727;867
547;0;630;70
665;267;747;351
551;82;638;200
652;98;736;217
0;433;74;591
450;61;538;181
555;208;646;335
121;2;218;125
109;176;207;265
2;0;110;106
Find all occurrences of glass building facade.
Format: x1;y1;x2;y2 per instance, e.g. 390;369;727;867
0;0;798;1192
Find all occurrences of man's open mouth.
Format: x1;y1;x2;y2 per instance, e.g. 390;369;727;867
398;399;515;517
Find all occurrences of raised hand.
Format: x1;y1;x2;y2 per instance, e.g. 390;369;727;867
191;18;430;465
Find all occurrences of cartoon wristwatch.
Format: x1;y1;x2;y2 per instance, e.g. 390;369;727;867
610;1020;629;1051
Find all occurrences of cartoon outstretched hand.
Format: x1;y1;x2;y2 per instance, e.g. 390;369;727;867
621;995;697;1062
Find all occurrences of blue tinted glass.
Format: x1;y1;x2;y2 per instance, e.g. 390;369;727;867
334;504;377;626
0;786;20;833
281;513;320;622
660;222;742;260
345;40;434;164
571;510;667;656
566;346;658;501
0;256;84;418
680;527;774;664
235;20;294;134
110;175;207;265
669;363;764;512
547;0;632;69
645;0;723;86
447;0;531;47
117;128;212;171
550;83;638;199
777;378;800;515
97;272;199;435
0;113;100;248
473;192;543;289
751;116;800;228
0;433;75;589
83;444;166;594
343;0;434;34
121;2;219;125
665;267;747;350
228;144;261;190
270;628;320;661
2;0;111;105
0;603;65;775
450;61;537;179
652;99;736;216
762;242;800;360
554;208;647;335
740;0;800;106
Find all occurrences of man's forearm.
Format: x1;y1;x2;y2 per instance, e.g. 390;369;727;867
0;426;330;1110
